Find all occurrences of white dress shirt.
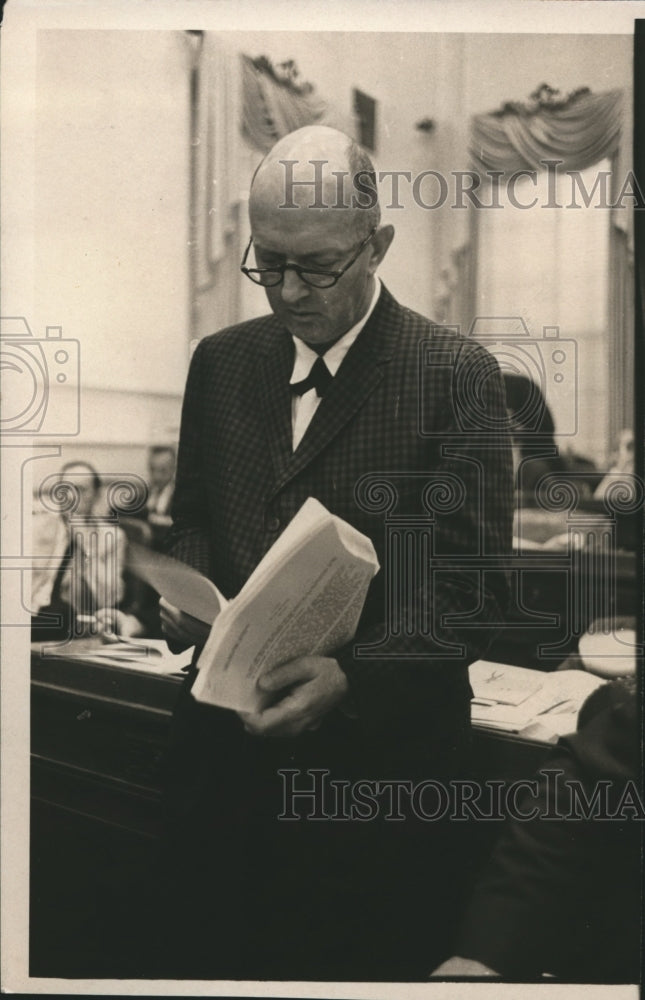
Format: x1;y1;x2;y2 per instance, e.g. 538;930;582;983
31;513;70;611
31;511;126;613
289;278;382;450
147;480;174;517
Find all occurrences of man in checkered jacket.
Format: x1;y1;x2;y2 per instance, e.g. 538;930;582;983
157;126;514;981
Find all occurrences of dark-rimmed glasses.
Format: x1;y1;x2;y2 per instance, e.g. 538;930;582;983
240;227;378;289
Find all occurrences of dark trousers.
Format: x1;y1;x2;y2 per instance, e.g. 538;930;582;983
31;600;73;642
132;684;475;981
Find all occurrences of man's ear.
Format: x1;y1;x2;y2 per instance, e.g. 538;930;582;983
367;224;395;274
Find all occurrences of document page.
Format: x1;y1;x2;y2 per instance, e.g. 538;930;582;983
192;499;379;712
469;660;606;738
127;541;226;624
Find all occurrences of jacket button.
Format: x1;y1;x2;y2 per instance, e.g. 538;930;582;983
266;516;281;532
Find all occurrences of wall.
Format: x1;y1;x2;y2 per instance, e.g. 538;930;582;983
463;33;631;118
221;30;459;324
33;30;192;481
27;29;630;480
464;32;632;465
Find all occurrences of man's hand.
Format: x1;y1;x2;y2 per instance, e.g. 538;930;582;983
430;956;500;978
159;597;211;647
148;512;173;528
95;608;145;639
239;655;349;738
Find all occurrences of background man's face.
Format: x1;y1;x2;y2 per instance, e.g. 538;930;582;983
59;464;99;517
250;206;376;347
149;451;175;489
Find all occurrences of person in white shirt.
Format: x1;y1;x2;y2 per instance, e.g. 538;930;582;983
31;460;144;640
144;445;176;547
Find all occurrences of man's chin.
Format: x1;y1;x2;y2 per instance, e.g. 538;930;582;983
285;316;333;346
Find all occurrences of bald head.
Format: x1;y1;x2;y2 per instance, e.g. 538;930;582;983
258;125;353;170
244;126;393;348
249;126;380;238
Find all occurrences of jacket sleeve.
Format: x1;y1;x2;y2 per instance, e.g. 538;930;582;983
163;339;213;579
335;342;514;735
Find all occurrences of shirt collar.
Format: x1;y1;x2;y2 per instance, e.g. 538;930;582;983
289;277;382;383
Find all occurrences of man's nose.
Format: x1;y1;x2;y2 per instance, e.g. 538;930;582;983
280;267;310;304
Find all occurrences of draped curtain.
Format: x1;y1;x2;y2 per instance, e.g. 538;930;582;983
470;85;623;175
189;36;335;339
190;32;241;293
190;43;329;296
469;84;631;463
241;54;327;153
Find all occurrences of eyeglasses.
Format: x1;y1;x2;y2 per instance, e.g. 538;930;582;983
240;227;378;289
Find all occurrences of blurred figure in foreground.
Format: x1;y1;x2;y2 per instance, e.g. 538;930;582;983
594;428;634;501
431;675;641;982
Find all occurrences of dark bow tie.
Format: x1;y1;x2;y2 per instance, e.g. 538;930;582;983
290;356;333;398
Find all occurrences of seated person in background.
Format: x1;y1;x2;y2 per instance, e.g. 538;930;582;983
144;445;176;547
503;373;602;501
502;372;569;500
31;461;145;640
558;446;600;498
594;428;634;501
431;675;640;982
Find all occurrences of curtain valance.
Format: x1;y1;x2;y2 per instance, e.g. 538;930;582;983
470;84;623;174
241;54;326;152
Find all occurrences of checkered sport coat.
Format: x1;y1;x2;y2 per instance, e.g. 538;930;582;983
166;284;514;746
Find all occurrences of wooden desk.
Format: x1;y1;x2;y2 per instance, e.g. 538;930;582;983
486;549;636;669
30;648;181;976
32;649;180;838
30;646;554;978
31;646;554;833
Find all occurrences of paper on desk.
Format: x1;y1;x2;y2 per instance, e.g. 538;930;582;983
510;699;589;743
510;722;561;744
470;663;606;737
469;660;545;706
54;637;194;674
127;542;226;624
518;710;580;742
535;669;606;706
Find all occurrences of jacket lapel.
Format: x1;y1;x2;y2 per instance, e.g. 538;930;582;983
255;325;295;485
270;286;401;496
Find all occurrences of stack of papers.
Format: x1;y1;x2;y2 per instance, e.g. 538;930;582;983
127;543;225;624
194;497;379;712
126;497;379;711
469;660;606;742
